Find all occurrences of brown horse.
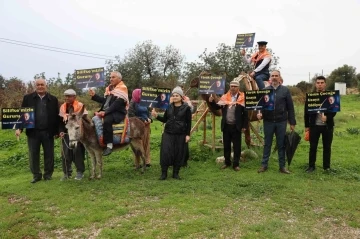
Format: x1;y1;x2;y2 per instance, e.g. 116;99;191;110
65;105;148;179
190;71;263;147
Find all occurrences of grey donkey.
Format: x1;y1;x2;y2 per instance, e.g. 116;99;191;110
65;105;148;179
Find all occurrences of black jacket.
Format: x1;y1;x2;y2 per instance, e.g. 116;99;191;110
209;95;249;132
261;85;296;125
20;92;60;137
156;103;192;135
304;93;336;128
92;94;127;122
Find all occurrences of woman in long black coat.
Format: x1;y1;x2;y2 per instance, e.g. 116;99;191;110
151;86;192;180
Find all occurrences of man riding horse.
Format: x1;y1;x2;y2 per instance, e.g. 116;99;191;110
241;40;272;89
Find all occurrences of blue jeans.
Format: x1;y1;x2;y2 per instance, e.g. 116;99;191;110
255;73;269;89
261;120;287;169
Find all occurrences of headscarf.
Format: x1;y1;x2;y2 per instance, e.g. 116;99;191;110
132;89;141;103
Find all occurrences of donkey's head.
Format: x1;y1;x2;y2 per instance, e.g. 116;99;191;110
65;105;86;148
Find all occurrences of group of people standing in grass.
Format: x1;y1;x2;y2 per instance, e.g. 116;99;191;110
15;42;336;182
211;40;336;175
15;72;194;182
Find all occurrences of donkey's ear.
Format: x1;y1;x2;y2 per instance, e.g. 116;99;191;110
79;104;85;116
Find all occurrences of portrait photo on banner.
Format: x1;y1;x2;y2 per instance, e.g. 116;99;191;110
1;107;35;130
305;90;341;113
198;75;226;95
235;32;256;48
75;67;105;91
140;87;171;110
244;89;275;110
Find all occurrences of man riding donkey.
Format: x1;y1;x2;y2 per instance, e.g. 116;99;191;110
89;71;128;156
241;41;272;89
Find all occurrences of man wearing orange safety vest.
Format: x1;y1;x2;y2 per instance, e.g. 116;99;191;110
59;89;88;181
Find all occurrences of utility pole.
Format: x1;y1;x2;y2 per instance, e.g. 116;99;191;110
309;72;310;83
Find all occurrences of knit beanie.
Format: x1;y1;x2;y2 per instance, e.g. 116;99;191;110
171;86;184;97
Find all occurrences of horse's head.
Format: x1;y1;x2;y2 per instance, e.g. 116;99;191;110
65;105;86;149
234;73;259;92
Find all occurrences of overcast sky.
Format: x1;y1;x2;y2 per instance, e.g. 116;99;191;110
1;0;359;86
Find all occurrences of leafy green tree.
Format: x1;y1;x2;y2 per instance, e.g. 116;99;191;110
296;81;313;93
0;77;27;108
182;43;280;90
327;64;357;89
106;40;184;94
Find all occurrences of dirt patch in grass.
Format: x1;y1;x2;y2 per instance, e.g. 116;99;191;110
318;217;360;239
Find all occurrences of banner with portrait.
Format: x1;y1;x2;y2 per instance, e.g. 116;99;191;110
235;33;256;48
245;89;274;110
198;75;226;95
75;67;105;90
139;87;172;110
1;107;35;130
305;90;340;113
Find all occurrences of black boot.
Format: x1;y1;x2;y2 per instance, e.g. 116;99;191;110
159;170;167;180
172;168;181;180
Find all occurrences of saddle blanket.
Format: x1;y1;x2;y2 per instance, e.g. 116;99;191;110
92;116;130;148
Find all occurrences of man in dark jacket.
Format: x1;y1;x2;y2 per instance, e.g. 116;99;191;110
304;76;336;173
89;71;128;156
209;80;248;171
257;70;296;174
15;78;60;183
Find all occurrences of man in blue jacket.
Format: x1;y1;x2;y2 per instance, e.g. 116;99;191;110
257;70;296;174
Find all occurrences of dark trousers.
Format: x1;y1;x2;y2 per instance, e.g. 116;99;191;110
309;126;333;169
261;120;287;168
103;114;123;145
160;132;186;171
182;143;189;166
223;124;242;168
61;134;85;176
27;130;54;180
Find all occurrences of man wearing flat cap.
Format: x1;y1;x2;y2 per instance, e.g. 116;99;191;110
208;80;248;171
241;41;272;89
59;89;88;181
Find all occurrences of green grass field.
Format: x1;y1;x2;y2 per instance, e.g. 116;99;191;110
0;94;359;238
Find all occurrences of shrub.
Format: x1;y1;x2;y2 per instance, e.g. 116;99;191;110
346;127;360;135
